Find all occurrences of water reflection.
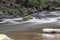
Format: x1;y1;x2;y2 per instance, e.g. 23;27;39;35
42;34;60;40
4;32;60;40
42;28;60;40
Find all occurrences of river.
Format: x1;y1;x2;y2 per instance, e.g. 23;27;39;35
0;11;60;40
0;11;60;32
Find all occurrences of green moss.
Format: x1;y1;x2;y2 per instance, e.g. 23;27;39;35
23;15;33;19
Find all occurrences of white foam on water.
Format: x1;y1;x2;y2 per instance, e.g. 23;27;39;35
50;12;60;15
0;19;19;24
11;18;23;20
27;17;57;24
0;17;58;24
42;34;55;38
0;18;23;24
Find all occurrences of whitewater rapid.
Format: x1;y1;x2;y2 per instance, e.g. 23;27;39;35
0;17;59;24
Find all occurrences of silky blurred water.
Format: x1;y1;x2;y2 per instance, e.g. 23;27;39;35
0;11;60;32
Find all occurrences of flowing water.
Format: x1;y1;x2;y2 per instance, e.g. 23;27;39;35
0;11;60;40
